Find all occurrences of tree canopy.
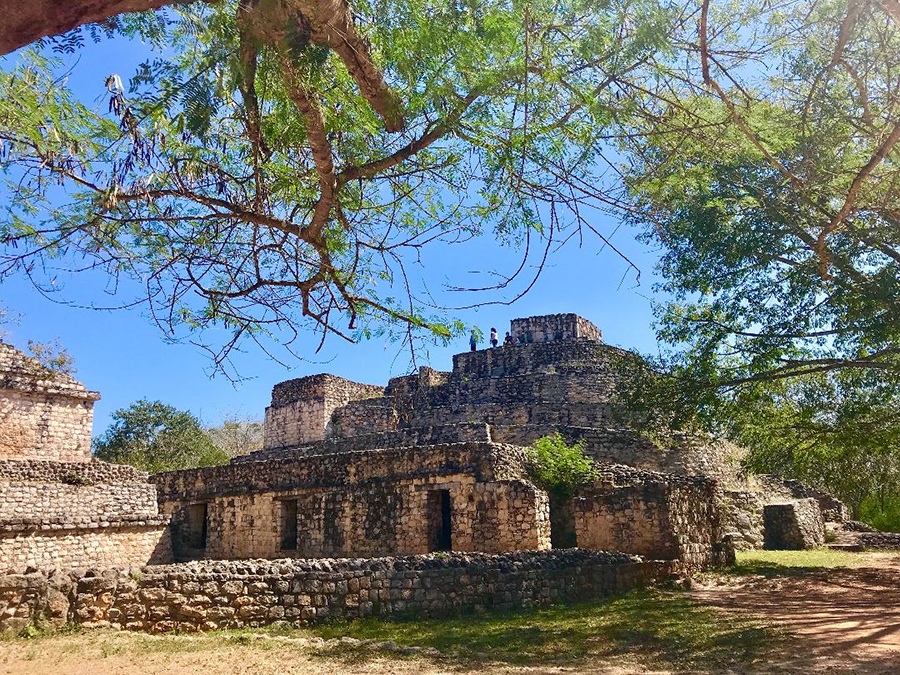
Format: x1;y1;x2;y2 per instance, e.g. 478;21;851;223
615;0;900;523
93;399;229;472
0;0;680;374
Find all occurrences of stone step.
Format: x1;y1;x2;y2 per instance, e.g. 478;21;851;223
826;543;864;552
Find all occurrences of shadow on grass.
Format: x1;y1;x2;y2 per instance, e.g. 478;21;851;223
306;589;789;672
722;549;866;579
723;559;830;579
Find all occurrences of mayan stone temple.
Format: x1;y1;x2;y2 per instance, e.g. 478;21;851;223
0;313;859;633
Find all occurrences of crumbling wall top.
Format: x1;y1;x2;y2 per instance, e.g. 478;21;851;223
270;373;383;408
0;343;99;401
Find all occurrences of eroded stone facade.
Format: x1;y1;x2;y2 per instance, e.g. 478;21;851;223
155;443;549;561
263;374;383;449
0;344;171;570
0;344;99;463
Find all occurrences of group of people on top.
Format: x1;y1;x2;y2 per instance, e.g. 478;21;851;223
469;327;519;351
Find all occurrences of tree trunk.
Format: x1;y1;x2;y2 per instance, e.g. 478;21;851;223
0;0;198;56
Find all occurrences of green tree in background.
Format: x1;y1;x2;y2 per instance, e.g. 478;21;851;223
615;1;900;527
93;399;229;473
204;415;263;458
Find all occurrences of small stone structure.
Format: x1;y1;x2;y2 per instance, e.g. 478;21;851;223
0;343;171;569
263;375;383;449
721;474;849;550
510;313;603;343
763;499;826;550
0;344;98;462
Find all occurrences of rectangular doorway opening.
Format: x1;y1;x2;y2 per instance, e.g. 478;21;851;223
549;495;577;549
187;502;208;549
427;489;452;552
280;499;298;551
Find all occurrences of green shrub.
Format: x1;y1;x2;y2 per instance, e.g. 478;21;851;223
859;494;900;533
525;433;596;500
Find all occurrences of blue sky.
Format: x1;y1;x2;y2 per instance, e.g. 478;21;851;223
0;31;671;435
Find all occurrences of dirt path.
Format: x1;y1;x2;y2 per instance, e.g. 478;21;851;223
692;551;900;673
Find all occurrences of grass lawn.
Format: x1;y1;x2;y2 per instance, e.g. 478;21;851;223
3;588;789;673
299;587;787;670
726;548;875;577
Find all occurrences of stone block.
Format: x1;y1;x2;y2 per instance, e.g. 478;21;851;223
763;500;825;550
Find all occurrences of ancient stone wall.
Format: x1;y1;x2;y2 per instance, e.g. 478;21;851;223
154;443;550;561
0;343;100;463
510;313;603;344
719;490;766;550
0;458;172;569
450;338;619;380
0;460;159;526
384;367;450;399
0;550;674;634
763;499;825;550
0;524;171;570
263;375;383;449
330;401;621;440
856;532;900;548
234;423;492;463
572;470;719;571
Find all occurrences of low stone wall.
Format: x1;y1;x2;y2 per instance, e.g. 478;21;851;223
0;458;151;484
0;476;158;527
0;550;674;634
0;458;172;569
856;533;900;549
237;423;492;463
763;499;825;550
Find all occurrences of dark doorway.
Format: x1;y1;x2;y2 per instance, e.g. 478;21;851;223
186;502;208;549
280;499;298;551
427;489;453;552
549;495;577;548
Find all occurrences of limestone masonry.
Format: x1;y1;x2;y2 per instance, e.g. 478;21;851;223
0;345;170;570
0;312;858;633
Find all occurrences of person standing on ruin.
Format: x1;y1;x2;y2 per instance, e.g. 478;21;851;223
469;329;478;352
504;331;513;346
490;327;498;348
